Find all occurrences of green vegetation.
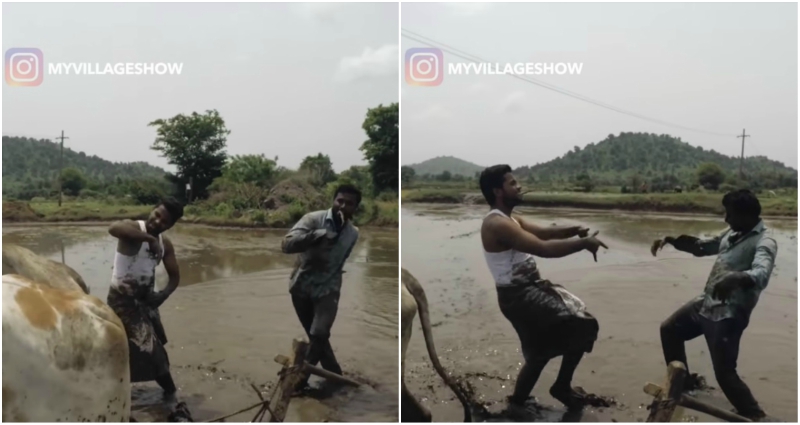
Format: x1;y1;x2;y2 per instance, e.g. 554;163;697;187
3;136;166;200
404;132;797;193
402;188;797;217
406;156;484;178
3;103;399;228
402;132;796;217
514;132;797;192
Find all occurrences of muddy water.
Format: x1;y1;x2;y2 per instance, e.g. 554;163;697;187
3;224;399;422
402;204;797;422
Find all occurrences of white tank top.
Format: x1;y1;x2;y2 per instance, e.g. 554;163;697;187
483;209;540;286
110;220;162;291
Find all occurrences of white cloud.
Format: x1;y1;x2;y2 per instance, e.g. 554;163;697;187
499;91;527;114
334;44;398;83
447;2;492;17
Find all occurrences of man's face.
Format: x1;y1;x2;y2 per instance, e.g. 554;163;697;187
333;192;359;220
494;173;523;207
146;205;174;235
724;208;750;232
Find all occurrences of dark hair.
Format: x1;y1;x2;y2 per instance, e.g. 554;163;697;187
157;197;184;223
479;164;512;206
334;184;362;205
722;189;761;218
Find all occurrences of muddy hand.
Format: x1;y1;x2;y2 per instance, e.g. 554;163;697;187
650;238;666;257
586;230;608;262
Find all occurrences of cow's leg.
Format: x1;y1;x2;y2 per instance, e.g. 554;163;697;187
402;382;432;422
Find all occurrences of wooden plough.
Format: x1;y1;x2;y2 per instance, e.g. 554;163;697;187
210;338;359;423
644;361;751;423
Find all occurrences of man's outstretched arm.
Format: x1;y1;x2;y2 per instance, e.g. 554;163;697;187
282;213;327;254
492;217;607;261
652;232;724;257
515;215;588;241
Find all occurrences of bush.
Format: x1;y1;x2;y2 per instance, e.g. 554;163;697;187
376;191;398;202
287;200;306;222
251;210;267;224
214;202;234;218
129;181;167;205
79;189;102;199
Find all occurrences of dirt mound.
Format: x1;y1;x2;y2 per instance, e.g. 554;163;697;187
261;178;325;211
3;201;42;222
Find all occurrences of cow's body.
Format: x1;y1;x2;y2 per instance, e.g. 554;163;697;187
2;272;130;422
2;244;90;294
401;269;471;422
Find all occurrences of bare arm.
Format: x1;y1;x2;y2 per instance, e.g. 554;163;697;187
147;237;179;308
108;219;157;243
514;215;586;241
161;237;180;296
491;217;606;260
652;232;724;257
281;213;327;254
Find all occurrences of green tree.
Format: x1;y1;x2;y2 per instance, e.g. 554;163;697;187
326;165;374;200
697;162;725;190
401;166;416;184
149;109;230;200
222;154;277;187
300;153;337;187
60;167;87;196
360;103;398;194
436;170;452;182
575;172;594;192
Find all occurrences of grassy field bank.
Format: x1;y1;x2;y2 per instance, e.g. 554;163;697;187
402;188;797;217
3;199;398;228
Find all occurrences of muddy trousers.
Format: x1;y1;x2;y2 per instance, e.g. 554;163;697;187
291;291;342;376
660;299;764;417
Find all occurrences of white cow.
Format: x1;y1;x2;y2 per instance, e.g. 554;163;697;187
3;244;90;295
401;268;471;422
2;244;130;422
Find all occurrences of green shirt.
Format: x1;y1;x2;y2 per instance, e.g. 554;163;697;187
281;209;359;299
691;220;777;321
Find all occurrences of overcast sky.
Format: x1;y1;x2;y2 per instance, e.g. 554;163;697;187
3;2;398;172
401;3;798;169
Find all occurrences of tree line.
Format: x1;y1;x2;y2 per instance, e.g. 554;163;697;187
3;102;399;206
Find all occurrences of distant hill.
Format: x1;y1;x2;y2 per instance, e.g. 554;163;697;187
408;156;484;177
3;136;167;197
514;132;797;189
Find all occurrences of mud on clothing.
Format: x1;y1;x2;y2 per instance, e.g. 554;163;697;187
484;209;599;360
107;220;170;383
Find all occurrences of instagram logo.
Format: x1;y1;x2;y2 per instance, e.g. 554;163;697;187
5;48;43;87
405;47;443;86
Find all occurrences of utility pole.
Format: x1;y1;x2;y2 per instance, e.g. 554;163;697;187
54;130;69;207
737;129;750;179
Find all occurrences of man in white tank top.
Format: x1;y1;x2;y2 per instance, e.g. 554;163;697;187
479;165;608;412
107;198;183;399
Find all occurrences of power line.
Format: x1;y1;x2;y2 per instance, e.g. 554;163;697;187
402;29;736;138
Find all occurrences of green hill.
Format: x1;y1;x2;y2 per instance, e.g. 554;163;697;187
408;156;484;177
3;136;167;199
514;132;797;190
